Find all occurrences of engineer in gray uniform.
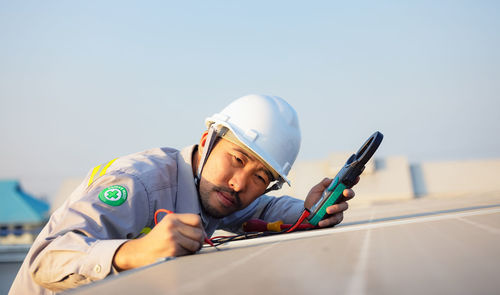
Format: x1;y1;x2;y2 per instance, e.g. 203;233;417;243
10;94;356;294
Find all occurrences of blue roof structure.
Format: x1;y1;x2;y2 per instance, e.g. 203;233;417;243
0;180;49;225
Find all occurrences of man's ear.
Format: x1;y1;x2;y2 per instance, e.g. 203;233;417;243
198;131;209;154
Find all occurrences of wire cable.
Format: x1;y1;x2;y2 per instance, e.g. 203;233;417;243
209;208;313;247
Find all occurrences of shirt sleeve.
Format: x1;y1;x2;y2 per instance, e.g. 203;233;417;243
219;195;304;233
29;171;151;292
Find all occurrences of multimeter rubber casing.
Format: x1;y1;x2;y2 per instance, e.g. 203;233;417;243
307;131;384;226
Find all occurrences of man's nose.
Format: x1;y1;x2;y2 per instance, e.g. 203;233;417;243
229;170;249;192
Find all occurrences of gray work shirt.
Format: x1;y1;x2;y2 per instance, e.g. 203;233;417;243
9;145;304;294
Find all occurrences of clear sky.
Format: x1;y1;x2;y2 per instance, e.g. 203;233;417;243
1;1;499;200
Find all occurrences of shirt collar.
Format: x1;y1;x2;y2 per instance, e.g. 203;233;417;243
176;145;199;214
177;145;221;235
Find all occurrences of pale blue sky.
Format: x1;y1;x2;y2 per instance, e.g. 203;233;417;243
1;1;499;199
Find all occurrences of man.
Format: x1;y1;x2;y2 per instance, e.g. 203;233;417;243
9;94;355;294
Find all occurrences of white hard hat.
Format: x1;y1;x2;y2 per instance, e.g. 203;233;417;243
205;94;301;186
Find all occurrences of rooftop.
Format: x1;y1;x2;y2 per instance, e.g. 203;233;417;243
69;193;500;295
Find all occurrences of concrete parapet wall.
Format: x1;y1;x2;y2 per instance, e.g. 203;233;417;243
353;156;414;205
411;159;500;197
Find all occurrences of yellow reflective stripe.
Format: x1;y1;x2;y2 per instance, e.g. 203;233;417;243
133;227;152;239
140;227;151;235
87;158;118;187
99;158;117;177
88;164;102;187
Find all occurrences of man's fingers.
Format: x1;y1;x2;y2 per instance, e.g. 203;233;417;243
321;177;333;186
160;213;204;241
317;202;348;227
342;188;355;200
174;232;203;253
318;212;344;227
158;213;204;254
326;202;348;215
174;213;203;227
169;214;204;250
312;178;332;193
305;178;332;209
177;223;204;245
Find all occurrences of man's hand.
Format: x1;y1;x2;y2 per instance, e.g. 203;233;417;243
304;177;358;228
113;213;205;271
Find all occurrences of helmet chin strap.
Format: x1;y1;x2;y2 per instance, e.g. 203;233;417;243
195;125;227;187
194;125;285;194
264;182;283;194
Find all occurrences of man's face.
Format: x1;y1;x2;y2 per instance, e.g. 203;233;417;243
198;138;273;218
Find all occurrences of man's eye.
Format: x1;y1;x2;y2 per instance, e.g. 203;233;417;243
256;174;267;184
233;156;243;164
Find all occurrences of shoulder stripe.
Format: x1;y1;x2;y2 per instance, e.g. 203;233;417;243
87;158;118;187
88;164;102;187
99;158;117;177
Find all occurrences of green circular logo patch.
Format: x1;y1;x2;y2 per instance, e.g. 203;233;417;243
98;185;128;206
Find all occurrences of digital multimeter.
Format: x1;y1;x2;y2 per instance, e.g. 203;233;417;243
307;131;384;226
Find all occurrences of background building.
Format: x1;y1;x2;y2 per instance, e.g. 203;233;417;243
0;180;49;244
0;180;49;294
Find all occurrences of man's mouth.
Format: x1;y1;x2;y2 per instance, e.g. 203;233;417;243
215;189;240;209
216;191;235;208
